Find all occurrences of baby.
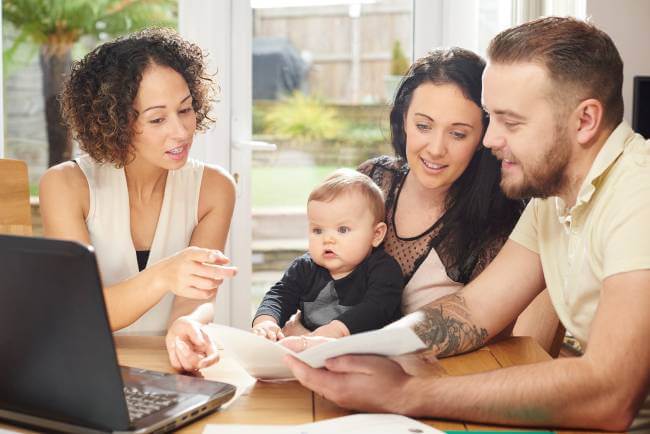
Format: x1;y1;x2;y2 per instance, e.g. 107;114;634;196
252;168;403;340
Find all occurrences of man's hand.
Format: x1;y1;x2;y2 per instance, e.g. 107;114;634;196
284;354;416;414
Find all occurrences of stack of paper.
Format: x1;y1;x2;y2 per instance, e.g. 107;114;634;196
202;413;444;434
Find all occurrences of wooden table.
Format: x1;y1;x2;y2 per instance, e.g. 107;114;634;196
1;336;619;433
115;336;614;433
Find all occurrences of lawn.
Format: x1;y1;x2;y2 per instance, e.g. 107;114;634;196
251;165;347;208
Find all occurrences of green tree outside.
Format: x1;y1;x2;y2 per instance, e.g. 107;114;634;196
2;0;177;167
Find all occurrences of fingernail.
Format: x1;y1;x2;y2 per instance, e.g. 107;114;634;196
208;251;219;261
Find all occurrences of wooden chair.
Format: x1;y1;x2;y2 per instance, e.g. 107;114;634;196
0;159;33;236
514;288;565;357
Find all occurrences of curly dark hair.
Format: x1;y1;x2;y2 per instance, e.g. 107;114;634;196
61;27;215;167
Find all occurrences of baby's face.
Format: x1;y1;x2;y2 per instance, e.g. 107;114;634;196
307;191;382;280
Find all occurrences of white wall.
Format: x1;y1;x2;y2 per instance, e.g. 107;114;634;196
586;0;650;124
442;0;479;53
413;0;512;60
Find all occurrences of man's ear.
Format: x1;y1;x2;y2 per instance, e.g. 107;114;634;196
573;98;604;146
372;222;388;247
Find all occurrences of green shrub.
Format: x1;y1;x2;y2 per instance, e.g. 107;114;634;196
264;92;343;142
344;123;386;145
252;104;268;134
390;40;410;76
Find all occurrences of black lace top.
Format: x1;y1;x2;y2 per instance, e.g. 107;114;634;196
358;156;508;285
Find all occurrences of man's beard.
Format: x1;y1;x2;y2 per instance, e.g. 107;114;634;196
499;124;570;200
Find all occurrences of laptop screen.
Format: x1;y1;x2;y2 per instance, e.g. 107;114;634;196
0;235;131;431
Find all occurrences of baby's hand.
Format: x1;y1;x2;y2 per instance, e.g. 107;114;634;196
282;310;311;337
310;320;350;338
252;319;285;341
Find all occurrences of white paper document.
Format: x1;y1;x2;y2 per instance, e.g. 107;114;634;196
207;324;426;379
202;413;443;434
199;351;257;408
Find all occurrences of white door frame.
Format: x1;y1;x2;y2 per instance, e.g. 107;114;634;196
413;0;480;59
413;0;515;59
179;0;254;329
228;1;260;330
413;0;443;60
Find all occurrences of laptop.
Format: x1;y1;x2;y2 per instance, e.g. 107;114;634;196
0;234;236;433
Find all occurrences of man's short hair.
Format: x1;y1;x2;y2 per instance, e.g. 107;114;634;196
308;169;385;224
487;16;624;128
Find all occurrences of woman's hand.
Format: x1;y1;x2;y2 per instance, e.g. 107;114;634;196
166;315;218;372
281;310;311;337
150;247;237;300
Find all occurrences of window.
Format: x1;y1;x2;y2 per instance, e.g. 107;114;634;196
249;0;414;317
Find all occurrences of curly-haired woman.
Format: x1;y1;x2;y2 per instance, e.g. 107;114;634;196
39;28;236;372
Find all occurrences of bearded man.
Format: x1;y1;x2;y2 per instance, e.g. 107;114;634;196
285;16;650;431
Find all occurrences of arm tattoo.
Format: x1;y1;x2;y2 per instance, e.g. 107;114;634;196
413;294;488;358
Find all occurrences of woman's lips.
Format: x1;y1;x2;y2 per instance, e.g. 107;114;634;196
420;156;448;172
166;144;188;160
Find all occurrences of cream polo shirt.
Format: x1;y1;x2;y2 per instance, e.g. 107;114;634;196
510;121;650;430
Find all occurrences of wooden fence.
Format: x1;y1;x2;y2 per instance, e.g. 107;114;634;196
254;1;412;103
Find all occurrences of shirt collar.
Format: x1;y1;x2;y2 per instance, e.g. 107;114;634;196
555;121;633;225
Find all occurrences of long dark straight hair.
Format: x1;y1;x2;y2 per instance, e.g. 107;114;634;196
390;47;524;281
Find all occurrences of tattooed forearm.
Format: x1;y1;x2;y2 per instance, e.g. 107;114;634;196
412;293;488;358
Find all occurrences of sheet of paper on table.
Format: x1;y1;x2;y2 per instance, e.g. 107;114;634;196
202;413;444;434
199;347;257;408
206;324;427;380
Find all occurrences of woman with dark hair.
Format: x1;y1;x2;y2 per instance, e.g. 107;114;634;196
39;28;236;371
279;48;524;341
357;47;524;314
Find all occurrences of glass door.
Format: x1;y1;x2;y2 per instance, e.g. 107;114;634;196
248;0;414;319
181;0;517;328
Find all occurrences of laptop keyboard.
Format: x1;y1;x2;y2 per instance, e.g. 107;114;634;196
123;386;179;422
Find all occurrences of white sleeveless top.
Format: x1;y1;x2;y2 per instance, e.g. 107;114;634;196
401;247;463;315
76;154;204;335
